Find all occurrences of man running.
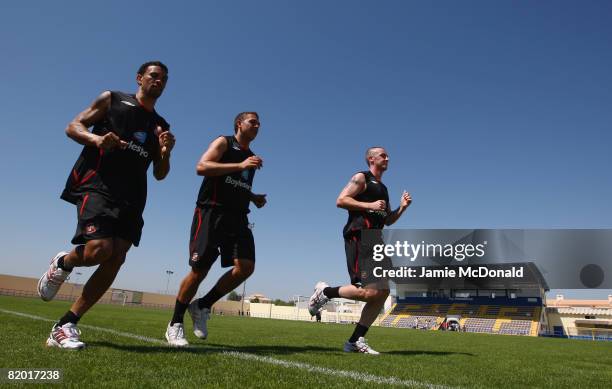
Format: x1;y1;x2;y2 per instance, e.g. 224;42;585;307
308;146;412;354
37;61;175;349
165;112;266;347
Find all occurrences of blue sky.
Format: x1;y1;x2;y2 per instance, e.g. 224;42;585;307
1;1;611;301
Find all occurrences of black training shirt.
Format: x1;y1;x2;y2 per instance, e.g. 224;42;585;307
61;91;169;213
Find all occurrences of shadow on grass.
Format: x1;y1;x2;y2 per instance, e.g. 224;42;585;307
88;340;339;355
385;349;475;357
88;341;215;354
88;340;473;357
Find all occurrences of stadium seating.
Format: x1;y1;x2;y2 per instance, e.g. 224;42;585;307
380;314;397;327
379;302;541;336
463;318;496;333
497;320;532;336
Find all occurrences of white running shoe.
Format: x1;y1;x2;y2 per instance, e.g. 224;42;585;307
343;337;380;355
188;300;210;339
38;251;71;302
308;281;330;316
46;323;85;350
165;322;189;347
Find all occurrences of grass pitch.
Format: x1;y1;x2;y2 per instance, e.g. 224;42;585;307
0;295;610;388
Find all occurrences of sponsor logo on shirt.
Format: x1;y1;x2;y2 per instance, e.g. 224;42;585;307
125;141;149;158
133;131;147;143
367;209;388;218
85;223;97;234
121;100;136;107
225;176;252;191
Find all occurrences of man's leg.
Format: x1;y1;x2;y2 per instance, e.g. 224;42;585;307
347;287;389;333
69;238;131;317
199;216;256;307
166;266;211;347
37;239;117;302
194;259;253;335
39;192;124;303
170;266;210;325
62;238;117;268
167;207;221;345
309;234;375;313
197;258;254;310
325;284;390;326
343;287;389;354
315;283;389;354
170;259;253;344
45;238;131;349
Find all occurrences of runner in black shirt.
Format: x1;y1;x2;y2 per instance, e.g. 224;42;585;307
60;90;170;216
165;112;266;347
37;61;175;349
308;146;412;354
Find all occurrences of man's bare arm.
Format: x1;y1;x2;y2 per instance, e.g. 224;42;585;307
385;191;412;226
195;137;263;177
153;126;175;180
65;91;126;150
336;173;385;211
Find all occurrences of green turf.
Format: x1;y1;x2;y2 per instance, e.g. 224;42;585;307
1;296;610;388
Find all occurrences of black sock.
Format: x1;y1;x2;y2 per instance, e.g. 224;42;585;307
57;254;73;272
57;311;80;327
323;286;340;299
198;287;224;310
349;323;369;343
170;300;189;325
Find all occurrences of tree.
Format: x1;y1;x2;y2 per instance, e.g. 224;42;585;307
273;299;294;306
227;290;242;302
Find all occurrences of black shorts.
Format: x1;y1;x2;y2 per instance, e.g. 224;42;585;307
345;235;390;289
72;192;144;246
189;207;255;269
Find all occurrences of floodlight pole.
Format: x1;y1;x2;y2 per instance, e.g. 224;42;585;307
240;281;247;315
165;270;174;295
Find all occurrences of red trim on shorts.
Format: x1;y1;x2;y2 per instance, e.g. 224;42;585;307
364;217;372;229
193;208;203;240
79;170;97;185
80;194;90;215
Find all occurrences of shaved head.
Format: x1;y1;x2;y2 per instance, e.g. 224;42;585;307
365;147;385;167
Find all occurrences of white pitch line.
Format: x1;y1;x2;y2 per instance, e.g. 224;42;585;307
221;351;453;389
0;308;166;345
0;308;455;389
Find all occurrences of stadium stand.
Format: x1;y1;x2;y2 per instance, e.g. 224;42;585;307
380;299;541;336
